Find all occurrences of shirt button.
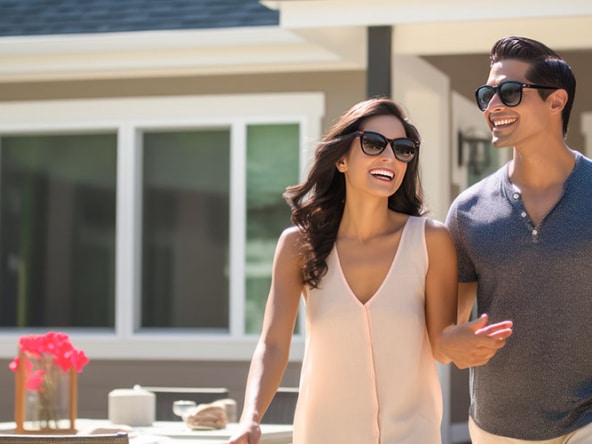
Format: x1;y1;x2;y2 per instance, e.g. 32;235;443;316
521;211;527;218
513;193;520;199
532;229;538;236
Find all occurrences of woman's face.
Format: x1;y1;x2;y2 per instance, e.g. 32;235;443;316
337;114;409;199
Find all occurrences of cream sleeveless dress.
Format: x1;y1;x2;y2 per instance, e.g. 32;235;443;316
292;216;442;444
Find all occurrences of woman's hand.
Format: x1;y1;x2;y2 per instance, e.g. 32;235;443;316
227;419;262;444
441;314;513;369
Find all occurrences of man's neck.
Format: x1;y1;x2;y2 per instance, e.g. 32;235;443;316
509;141;575;190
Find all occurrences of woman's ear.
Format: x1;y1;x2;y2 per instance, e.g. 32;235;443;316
336;159;346;173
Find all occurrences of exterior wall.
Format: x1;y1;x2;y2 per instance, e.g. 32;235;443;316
0;70;366;136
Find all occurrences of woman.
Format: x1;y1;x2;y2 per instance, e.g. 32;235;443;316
228;97;509;444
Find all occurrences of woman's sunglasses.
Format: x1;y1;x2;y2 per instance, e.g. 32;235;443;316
475;80;558;111
355;131;419;163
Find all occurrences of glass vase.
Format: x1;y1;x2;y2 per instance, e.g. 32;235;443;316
14;352;77;434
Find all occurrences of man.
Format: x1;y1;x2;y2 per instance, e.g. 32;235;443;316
446;36;592;443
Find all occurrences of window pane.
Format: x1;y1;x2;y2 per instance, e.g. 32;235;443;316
0;134;117;328
142;130;230;330
245;124;299;334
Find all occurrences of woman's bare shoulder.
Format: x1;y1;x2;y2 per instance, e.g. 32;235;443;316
424;217;448;232
276;226;305;257
423;217;455;250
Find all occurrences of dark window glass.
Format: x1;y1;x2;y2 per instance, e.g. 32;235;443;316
245;124;299;334
0;134;117;328
141;130;230;330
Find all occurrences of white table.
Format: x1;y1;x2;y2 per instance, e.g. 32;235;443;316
137;420;292;443
0;419;293;444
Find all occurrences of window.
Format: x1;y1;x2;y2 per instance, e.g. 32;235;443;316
0;133;117;328
0;93;324;360
245;124;300;334
141;129;231;330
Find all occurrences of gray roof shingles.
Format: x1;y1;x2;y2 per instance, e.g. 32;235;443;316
0;0;279;37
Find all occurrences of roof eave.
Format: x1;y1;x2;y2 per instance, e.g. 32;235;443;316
0;26;367;83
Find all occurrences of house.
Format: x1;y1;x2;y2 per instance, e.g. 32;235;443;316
0;1;591;442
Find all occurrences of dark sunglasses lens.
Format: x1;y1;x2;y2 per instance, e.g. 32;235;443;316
393;139;417;163
499;82;522;107
361;132;387;155
477;86;495;111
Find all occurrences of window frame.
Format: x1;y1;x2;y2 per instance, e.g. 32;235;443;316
0;93;325;361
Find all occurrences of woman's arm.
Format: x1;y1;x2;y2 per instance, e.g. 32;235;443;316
228;227;304;444
424;219;458;364
424;220;513;368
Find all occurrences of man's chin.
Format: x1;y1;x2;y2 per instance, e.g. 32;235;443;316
491;136;512;149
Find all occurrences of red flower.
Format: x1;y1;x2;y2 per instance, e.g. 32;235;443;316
9;331;89;381
9;331;88;430
25;370;46;392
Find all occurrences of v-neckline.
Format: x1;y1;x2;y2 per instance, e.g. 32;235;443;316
334;217;411;306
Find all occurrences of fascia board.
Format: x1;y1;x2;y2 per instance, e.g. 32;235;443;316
0;26;366;82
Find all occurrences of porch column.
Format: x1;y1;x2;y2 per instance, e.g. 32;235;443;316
367;26;392;98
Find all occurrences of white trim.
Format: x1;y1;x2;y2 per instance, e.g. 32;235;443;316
0;27;366;82
230;122;247;338
0;92;325;361
0;27;300;56
581;113;592;157
0;94;324;125
116;125;139;338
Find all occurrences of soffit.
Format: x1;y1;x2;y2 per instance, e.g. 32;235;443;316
264;0;592;53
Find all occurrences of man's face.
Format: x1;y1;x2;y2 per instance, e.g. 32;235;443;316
483;59;554;149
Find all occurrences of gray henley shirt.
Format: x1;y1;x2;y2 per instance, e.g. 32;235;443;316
446;151;592;440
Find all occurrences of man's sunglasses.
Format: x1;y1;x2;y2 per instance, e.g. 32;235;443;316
475;80;558;111
355;131;419;163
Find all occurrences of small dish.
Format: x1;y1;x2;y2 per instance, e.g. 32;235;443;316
172;400;197;419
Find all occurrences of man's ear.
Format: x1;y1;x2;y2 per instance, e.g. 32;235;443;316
549;89;568;113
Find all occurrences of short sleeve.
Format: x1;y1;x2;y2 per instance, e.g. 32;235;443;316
445;199;477;283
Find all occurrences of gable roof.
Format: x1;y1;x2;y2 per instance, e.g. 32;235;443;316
0;0;279;37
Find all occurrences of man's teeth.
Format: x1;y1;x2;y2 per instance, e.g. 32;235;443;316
493;118;517;127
